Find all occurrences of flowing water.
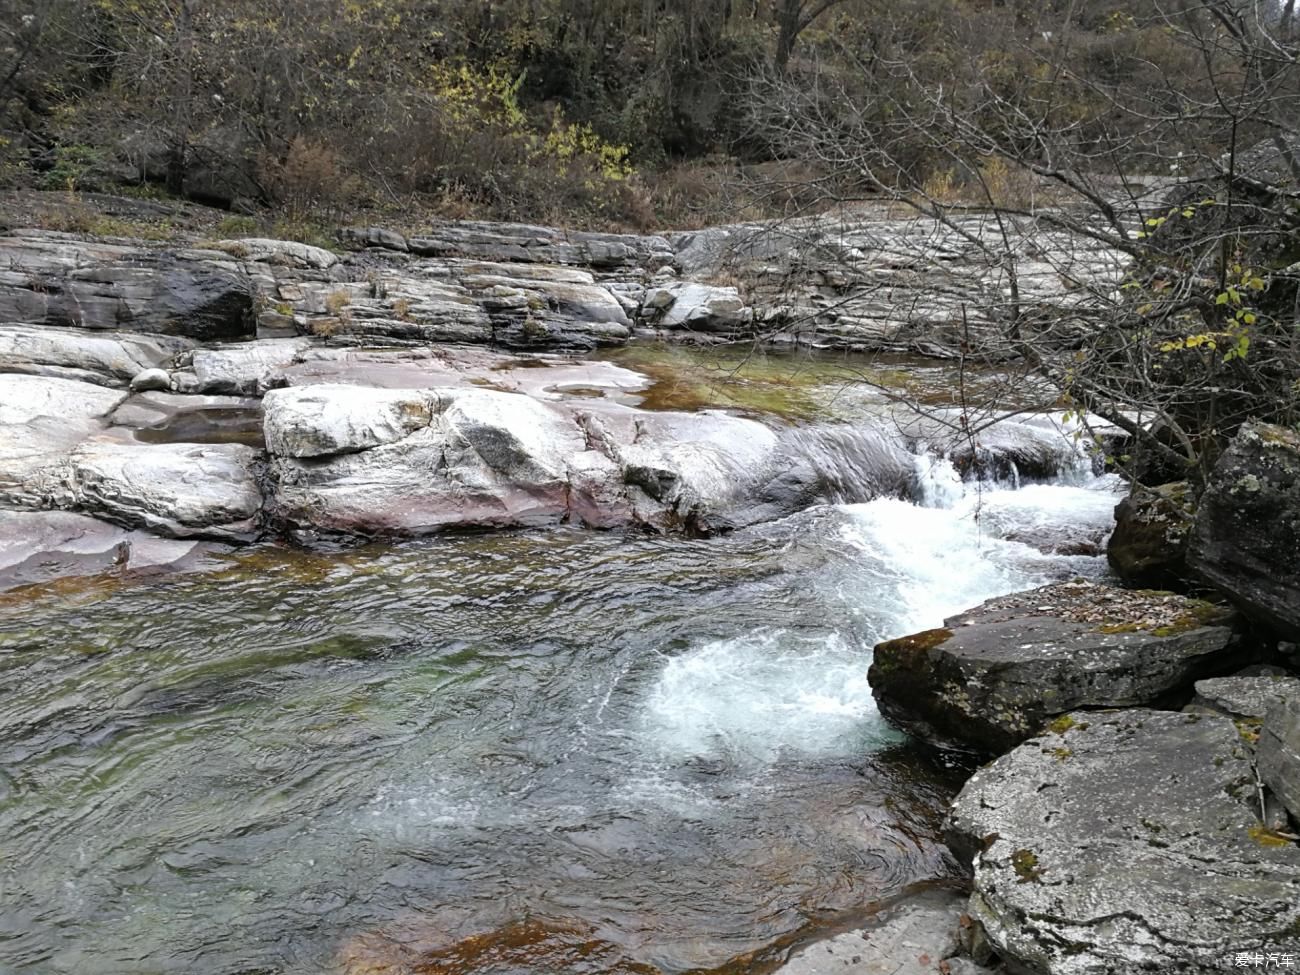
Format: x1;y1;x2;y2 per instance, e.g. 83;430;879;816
0;463;1122;975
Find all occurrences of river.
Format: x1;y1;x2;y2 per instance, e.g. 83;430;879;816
0;446;1120;973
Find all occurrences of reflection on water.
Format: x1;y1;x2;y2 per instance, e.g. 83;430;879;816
0;476;1119;974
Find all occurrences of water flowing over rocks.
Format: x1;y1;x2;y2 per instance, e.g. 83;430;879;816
868;581;1246;754
945;709;1300;974
1189;422;1300;641
0;213;1107;554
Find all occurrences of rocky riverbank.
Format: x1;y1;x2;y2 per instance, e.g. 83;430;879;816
867;421;1300;973
0;207;1110;590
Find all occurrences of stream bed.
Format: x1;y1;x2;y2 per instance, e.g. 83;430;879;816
0;470;1121;974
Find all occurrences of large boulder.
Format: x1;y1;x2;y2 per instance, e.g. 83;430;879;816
62;440;263;541
1189;422;1300;640
1107;482;1194;589
641;282;752;333
945;709;1300;974
1259;690;1300;825
0;234;255;341
868;581;1246;754
264;385;586;535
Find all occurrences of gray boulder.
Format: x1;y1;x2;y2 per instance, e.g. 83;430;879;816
129;367;171;392
1189;422;1300;640
63;440;263;541
869;581;1246;754
1107;482;1193;589
946;709;1300;974
642;282;752;333
0;233;255;341
1259;690;1300;825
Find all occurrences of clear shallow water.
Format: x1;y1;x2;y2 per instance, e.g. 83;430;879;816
0;474;1121;975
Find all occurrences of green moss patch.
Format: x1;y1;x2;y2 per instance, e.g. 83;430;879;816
1011;849;1044;883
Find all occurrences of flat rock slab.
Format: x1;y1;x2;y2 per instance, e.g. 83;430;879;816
946;709;1300;974
1189;674;1300;720
776;891;992;974
0;509;213;591
869;581;1244;754
0;375;127;505
0;324;190;388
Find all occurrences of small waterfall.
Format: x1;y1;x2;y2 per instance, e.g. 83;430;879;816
767;410;1107;517
911;449;964;508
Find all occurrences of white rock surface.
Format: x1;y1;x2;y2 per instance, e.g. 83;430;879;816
262;385;437;458
0;324;189;387
218;237;339;269
66;439;263;540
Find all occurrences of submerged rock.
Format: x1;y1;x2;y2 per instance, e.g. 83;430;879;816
1189;422;1300;640
945;709;1300;974
868;581;1245;754
774;890;994;975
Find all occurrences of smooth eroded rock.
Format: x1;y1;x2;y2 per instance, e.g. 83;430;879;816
266;385;586;535
0;324;190;387
946;709;1300;974
66;440;263;541
0;509;210;591
868;581;1245;754
1189;422;1300;640
0;375;127;504
262;385;437;458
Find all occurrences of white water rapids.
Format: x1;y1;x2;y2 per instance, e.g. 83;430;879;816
0;447;1123;975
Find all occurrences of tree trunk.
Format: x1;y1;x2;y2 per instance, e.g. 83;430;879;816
166;0;194;196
